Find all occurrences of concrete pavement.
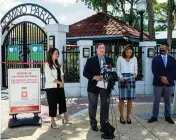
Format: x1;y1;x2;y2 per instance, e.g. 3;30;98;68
1;91;176;140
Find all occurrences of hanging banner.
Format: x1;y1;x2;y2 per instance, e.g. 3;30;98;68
8;68;41;114
7;45;19;61
30;44;44;61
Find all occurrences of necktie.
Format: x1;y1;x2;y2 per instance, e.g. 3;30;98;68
163;56;167;67
100;57;104;68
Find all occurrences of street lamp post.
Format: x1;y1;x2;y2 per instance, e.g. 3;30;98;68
139;11;144;41
136;0;147;41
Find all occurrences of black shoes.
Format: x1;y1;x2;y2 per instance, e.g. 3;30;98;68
120;117;125;124
148;117;158;123
148;117;175;124
91;126;99;131
126;117;132;124
165;117;175;124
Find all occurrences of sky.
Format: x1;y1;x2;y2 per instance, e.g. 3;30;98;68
0;0;168;26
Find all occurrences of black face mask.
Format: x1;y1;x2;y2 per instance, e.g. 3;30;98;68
160;49;166;54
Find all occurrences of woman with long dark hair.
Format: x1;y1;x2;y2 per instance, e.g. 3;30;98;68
45;48;68;128
116;44;138;124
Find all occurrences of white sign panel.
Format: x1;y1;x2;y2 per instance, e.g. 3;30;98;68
8;68;41;115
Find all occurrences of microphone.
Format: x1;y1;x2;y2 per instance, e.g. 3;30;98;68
101;63;112;75
103;64;111;67
100;63;106;75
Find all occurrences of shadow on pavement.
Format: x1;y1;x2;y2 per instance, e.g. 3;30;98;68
37;115;91;140
1;127;39;139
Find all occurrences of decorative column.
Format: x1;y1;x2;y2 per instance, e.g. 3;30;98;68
77;40;93;97
45;24;69;64
172;83;176;115
140;41;157;95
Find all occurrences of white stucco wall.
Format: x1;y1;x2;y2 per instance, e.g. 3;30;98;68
45;24;69;64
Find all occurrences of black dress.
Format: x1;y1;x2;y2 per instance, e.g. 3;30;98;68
46;67;67;117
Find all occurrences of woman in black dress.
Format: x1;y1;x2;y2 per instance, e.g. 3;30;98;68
45;48;68;128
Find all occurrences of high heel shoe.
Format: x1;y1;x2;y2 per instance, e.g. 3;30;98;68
120;117;125;124
62;113;70;124
51;124;59;129
126;117;132;124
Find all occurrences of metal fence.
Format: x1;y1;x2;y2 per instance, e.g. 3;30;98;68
155;45;176;58
62;45;80;82
1;21;47;89
62;43;176;83
91;41;143;80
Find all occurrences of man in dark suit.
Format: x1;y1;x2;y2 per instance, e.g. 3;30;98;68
148;44;176;124
83;43;114;131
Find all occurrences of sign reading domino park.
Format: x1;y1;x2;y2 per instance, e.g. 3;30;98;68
1;3;58;33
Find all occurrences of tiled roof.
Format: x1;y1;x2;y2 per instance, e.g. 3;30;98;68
67;12;149;39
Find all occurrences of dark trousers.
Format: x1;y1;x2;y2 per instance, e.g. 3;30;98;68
46;88;67;117
152;86;174;118
88;89;110;127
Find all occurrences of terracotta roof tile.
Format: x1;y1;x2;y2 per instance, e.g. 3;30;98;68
67;13;148;39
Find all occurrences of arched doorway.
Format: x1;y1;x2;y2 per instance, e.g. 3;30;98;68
1;3;58;89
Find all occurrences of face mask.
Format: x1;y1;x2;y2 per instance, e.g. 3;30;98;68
160;49;166;54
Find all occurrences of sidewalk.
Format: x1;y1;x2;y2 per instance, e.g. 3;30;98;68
1;92;176;140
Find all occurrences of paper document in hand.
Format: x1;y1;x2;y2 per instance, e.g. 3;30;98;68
96;80;108;89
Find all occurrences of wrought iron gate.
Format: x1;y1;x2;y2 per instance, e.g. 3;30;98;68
2;21;47;89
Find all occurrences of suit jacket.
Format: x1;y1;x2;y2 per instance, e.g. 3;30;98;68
83;55;114;93
152;55;176;87
45;63;64;89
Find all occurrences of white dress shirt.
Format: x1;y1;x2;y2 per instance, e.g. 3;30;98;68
45;62;64;89
116;56;138;79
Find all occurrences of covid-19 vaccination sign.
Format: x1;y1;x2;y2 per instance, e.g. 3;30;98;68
8;68;41;115
30;44;44;61
7;45;19;61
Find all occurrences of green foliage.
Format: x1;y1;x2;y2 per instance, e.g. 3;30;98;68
78;0;148;32
153;1;168;31
78;0;175;32
77;0;116;12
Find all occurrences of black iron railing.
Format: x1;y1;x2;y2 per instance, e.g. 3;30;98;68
155;45;176;58
62;45;80;82
1;21;47;89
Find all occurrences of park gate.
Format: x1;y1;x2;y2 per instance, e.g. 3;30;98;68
1;3;58;89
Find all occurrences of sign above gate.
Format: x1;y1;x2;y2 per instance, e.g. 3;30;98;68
1;3;58;33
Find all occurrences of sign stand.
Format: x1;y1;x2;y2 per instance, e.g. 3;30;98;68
8;114;42;128
8;68;42;128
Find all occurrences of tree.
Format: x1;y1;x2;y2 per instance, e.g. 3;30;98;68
78;0;175;40
153;1;168;31
111;0;138;26
167;0;175;47
78;0;139;26
77;0;115;13
146;0;155;40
